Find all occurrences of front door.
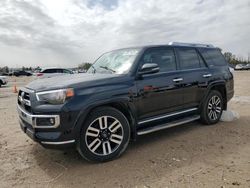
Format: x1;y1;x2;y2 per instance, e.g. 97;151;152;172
135;47;184;120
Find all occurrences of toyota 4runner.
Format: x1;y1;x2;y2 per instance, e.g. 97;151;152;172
17;42;234;162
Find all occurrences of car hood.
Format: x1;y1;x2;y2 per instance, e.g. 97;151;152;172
26;73;122;92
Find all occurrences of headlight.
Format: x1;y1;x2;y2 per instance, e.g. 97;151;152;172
36;88;74;104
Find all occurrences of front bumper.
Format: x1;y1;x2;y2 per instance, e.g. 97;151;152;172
17;105;75;149
17;105;60;128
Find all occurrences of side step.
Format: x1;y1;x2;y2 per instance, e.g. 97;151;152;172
137;115;200;135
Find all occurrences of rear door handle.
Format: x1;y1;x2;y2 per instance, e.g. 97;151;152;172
173;78;183;82
203;74;212;78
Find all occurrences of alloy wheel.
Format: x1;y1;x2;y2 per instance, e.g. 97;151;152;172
85;116;124;156
207;95;222;121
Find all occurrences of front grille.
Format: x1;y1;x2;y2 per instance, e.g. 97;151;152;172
18;90;32;113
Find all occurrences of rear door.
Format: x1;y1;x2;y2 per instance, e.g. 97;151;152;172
135;47;184;120
175;47;211;108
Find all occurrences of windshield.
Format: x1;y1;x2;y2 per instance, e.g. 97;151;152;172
87;48;140;74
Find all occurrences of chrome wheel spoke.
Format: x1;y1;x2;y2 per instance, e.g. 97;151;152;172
102;141;112;155
211;111;214;120
110;134;123;145
88;138;101;152
99;116;108;129
208;110;213;119
212;96;216;105
86;127;99;137
208;103;212;110
216;106;221;113
109;120;122;133
213;111;217;120
215;98;220;106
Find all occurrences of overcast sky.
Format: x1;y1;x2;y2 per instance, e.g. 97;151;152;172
0;0;249;68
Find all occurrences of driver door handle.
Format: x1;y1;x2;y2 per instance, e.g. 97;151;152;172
173;78;183;82
203;73;212;78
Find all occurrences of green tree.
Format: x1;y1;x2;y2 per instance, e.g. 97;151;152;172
78;62;92;70
224;52;233;62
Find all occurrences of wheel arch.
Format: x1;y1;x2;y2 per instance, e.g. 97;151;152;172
201;81;227;110
74;98;137;142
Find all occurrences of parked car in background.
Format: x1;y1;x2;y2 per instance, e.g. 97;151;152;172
1;72;9;76
36;68;73;78
246;64;250;70
234;64;244;70
13;71;33;77
234;64;249;71
0;76;8;87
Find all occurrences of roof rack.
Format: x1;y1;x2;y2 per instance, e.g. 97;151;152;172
168;42;214;48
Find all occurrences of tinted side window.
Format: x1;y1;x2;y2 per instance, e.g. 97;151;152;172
177;48;200;70
199;48;227;66
42;69;61;73
56;69;63;73
63;69;71;74
142;48;176;72
42;69;53;73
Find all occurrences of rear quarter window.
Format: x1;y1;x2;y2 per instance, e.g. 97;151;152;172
199;48;227;66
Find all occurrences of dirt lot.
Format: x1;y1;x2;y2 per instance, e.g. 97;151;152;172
0;72;250;188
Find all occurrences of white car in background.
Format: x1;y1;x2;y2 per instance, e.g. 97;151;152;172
234;64;244;70
0;76;8;87
36;68;73;78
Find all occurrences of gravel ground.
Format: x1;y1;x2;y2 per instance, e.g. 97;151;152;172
0;72;250;188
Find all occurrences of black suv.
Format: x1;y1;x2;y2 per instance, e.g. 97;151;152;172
17;42;234;162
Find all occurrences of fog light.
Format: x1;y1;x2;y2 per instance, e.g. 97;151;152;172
49;118;55;125
36;117;56;126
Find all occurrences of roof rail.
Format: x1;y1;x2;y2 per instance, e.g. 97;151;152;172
168;42;214;48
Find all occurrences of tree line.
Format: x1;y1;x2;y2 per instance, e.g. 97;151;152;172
223;52;249;66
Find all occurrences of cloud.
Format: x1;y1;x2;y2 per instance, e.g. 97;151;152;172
0;0;249;67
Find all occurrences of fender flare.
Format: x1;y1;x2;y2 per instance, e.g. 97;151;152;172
199;80;227;111
73;97;137;141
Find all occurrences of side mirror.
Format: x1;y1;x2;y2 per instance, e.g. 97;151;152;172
139;63;159;75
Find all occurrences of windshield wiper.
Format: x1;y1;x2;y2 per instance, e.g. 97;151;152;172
100;66;116;73
90;64;96;74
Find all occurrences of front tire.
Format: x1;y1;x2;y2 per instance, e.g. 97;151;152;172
201;90;223;125
77;107;130;162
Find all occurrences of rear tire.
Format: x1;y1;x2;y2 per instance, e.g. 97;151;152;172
200;90;223;125
77;107;130;162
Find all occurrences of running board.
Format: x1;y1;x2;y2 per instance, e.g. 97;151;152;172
137;115;200;135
